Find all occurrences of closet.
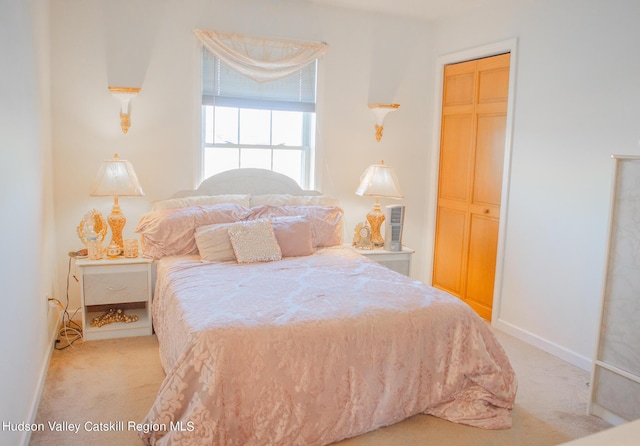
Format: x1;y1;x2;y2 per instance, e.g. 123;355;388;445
589;155;640;424
432;53;510;320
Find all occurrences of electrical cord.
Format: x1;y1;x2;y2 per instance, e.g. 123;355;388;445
55;256;84;350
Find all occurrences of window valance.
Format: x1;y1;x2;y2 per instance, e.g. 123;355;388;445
193;29;329;84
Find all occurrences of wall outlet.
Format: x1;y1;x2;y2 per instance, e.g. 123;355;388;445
47;298;63;335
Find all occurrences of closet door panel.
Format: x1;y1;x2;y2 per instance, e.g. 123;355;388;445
465;214;499;320
433;207;467;296
443;60;475;106
473;114;506;209
439;114;473;202
477;53;510;104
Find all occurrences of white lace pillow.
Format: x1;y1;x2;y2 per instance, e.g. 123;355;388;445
228;219;282;263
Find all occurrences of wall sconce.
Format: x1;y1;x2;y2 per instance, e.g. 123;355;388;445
108;86;141;134
368;103;399;142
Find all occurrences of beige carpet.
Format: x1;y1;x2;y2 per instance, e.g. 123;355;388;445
30;329;611;445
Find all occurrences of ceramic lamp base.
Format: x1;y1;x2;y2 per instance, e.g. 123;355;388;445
107;197;126;250
366;200;385;247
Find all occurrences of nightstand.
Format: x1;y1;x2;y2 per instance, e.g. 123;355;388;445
350;245;415;277
75;256;153;340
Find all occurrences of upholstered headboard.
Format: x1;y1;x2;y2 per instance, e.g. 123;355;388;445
172;168;320;198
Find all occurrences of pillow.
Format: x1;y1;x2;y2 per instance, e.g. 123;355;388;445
250;194;340;207
248;205;343;248
196;216;313;261
271;216;314;257
152;194;251;211
194;222;236;262
228;219;282;263
135;203;251;259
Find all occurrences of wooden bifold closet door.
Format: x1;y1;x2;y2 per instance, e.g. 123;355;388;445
432;53;510;320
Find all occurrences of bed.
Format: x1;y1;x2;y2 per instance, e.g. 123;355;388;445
136;169;517;445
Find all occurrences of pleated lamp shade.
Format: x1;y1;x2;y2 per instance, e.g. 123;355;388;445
355;161;403;199
90;154;144;197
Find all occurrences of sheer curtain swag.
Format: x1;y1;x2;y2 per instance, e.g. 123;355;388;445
193;29;328;83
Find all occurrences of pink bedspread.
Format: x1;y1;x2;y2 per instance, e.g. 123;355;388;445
141;247;516;445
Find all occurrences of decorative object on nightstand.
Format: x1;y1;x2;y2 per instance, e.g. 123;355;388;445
108;86;141;134
353;222;373;249
123;238;139;258
90;308;139;327
77;209;108;260
356;160;403;247
90;153;144;252
106;242;122;259
368;103;399;142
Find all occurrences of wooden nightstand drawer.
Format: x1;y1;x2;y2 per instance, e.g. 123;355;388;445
83;268;148;306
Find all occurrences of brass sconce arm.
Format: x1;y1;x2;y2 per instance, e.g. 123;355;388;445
108;86;141;134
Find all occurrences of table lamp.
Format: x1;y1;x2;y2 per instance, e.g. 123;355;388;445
356;160;403;247
90;153;144;250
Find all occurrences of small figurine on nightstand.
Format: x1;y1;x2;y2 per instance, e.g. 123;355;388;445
353;222;374;250
106;242;121;258
123;239;139;258
77;209;108;260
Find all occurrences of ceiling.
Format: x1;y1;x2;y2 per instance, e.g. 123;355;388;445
307;0;512;21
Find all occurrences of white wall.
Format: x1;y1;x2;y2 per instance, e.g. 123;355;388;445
48;0;639;375
0;0;56;445
433;0;640;368
8;0;636;442
50;0;433;311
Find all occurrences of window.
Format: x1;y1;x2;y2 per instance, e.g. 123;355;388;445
201;49;318;188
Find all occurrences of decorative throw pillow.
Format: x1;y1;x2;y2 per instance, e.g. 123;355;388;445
271;216;314;257
248;205;343;248
228;219;282;263
195;222;236;262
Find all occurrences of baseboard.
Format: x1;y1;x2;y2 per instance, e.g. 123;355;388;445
493;318;592;371
588;402;627;426
20;304;62;446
